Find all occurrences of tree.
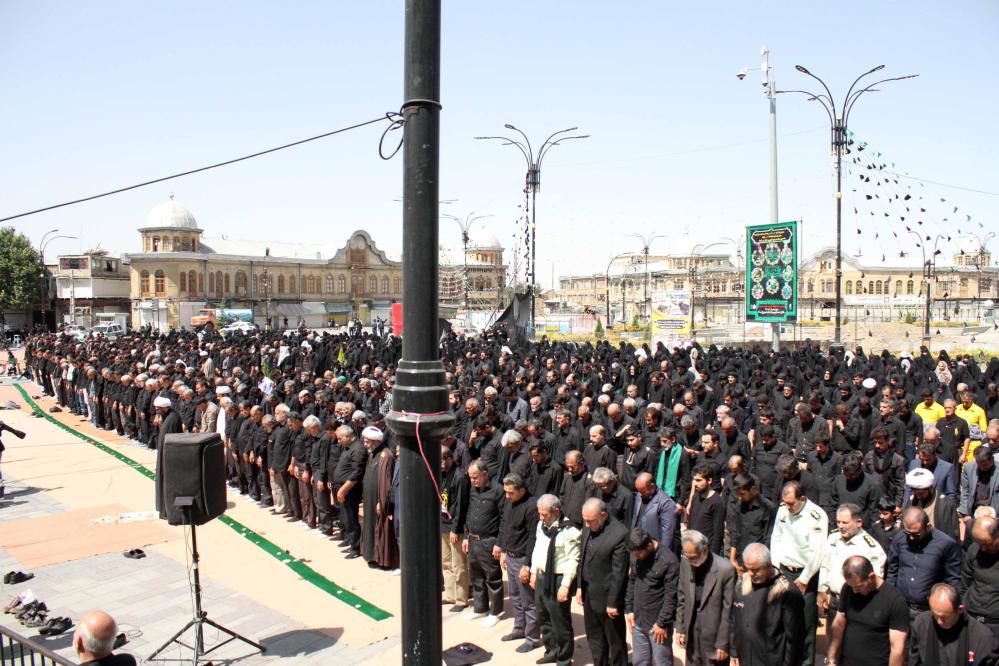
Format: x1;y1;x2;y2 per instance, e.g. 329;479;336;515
594;319;604;338
0;228;41;330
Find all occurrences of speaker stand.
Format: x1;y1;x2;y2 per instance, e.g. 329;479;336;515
148;506;265;664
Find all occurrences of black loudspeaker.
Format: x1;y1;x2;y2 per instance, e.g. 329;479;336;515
161;432;226;526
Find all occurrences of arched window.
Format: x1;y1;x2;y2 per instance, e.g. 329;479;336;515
189;271;197;295
807;280;814;293
875;281;883;295
369;275;377;293
277;275;285;294
172;237;180;251
326;275;333;293
223;273;231;294
235;271;247;296
868;281;874;294
895;280;903;295
289;275;296;293
208;272;215;294
154;270;166;295
906;280;914;295
152;237;161;252
337;275;346;293
381;276;389;293
140;270;150;295
845;281;853;295
306;275;314;293
393;277;401;293
252;274;258;296
179;272;187;293
215;271;223;297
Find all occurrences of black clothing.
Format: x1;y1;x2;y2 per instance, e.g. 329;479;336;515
687;492;726;555
750;439;792;498
625;545;679;630
910;612;999;666
440;464;470;535
582;442;617;476
465;482;504;537
729;494;776;559
807;450;842;520
498;492;538;559
962;543;999;623
731;572;805;666
870;519;901;556
559;469;598;528
833;472;884;528
525;460;560;498
836;581;909;666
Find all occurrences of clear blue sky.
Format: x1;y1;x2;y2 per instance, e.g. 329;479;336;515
2;1;996;287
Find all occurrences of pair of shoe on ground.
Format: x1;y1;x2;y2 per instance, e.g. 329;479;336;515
3;570;33;584
123;548;146;559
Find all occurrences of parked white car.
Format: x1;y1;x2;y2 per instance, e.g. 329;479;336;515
91;323;125;339
221;321;258;335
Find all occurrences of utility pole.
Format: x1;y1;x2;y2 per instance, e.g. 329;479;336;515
386;0;453;663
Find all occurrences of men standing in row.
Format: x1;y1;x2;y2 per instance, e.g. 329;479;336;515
441;446;470;611
531;494;580;666
887;507;962;620
825;555;909;666
770;480;827;666
576;498;629;666
464;460;505;627
498;473;540;653
730;543;804;666
676;529;735;666
625;527;679;666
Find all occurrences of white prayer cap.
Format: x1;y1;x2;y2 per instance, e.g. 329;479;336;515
361;426;383;441
153;396;172;408
906;468;934;490
199;351;208;357
862;378;877;390
215;386;231;395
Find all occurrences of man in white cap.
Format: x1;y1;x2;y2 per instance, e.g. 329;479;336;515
361;426;398;569
905;467;960;541
153;395;182;520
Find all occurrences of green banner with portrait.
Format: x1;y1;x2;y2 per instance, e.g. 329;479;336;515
746;221;798;322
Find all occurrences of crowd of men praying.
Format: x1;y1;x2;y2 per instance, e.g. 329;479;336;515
18;325;999;665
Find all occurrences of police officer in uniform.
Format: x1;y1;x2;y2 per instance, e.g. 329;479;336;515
770;479;827;666
817;502;887;627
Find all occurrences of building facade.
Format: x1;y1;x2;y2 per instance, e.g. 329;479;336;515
125;198;403;330
52;252;131;328
556;243;998;327
439;228;508;311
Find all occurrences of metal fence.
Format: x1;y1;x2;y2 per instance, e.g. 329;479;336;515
0;625;76;666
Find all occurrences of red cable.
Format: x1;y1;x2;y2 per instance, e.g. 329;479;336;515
389;410;449;509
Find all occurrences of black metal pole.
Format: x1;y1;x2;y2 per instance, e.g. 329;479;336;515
531;186;537;336
923;261;932;340
387;1;453;663
833;122;844;346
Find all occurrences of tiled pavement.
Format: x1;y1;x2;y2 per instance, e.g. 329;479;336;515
0;474;396;665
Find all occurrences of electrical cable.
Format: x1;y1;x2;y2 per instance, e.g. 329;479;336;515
0;113;399;223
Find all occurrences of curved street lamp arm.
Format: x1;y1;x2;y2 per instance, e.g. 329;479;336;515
504;124;535;164
777;89;835;128
842;65;885;118
41;234;78;256
844;74;919;124
537;134;590;170
539;127;579;155
795;66;839;120
475;135;533;169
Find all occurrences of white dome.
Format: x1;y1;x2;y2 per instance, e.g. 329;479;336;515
142;197;199;230
467;228;501;250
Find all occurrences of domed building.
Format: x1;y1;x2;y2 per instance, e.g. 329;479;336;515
438;226;508;311
127;197;403;330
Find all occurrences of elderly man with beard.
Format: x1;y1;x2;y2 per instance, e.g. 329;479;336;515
361;426;397;570
153;395;182;520
730;543;804;666
333;424;366;559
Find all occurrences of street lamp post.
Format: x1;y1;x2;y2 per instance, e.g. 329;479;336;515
739;46;782;351
688;242;727;333
907;231;945;342
781;64;917;349
441;212;493;311
475;125;589;337
628;233;665;325
604;253;638;328
40;233;78;330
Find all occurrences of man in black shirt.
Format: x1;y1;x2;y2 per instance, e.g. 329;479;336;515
440;446;470;610
961;516;999;643
826;555;909;666
624;528;679;666
576;498;629;666
750;424;792;501
559;450;597;529
910;583;999;666
687;462;725;555
332;425;365;558
593;467;631;525
525;442;559;498
727;473;775;572
498;473;539;652
463;459;505;625
808;432;841;521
